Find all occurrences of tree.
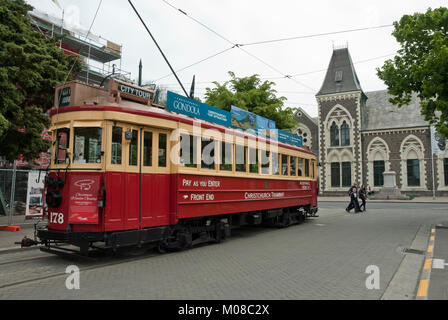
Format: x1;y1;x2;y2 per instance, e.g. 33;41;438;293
0;0;81;162
377;7;448;138
204;71;298;130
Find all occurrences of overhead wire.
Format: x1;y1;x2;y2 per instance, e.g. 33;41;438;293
128;0;189;96
159;0;315;92
157;0;395;92
156;51;396;88
239;24;393;47
154;45;236;82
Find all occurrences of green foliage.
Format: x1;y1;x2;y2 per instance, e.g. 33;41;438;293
0;0;81;162
204;71;298;130
377;7;448;138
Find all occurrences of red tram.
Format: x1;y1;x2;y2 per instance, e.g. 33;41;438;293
38;79;318;255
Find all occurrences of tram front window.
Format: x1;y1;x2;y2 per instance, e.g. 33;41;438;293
73;127;102;164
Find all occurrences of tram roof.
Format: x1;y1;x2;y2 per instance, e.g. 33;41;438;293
51;103;315;156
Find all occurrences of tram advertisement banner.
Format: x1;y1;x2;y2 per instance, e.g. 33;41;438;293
67;175;100;224
230;105;276;133
25;170;44;217
230;105;257;132
277;129;303;147
166;91;231;127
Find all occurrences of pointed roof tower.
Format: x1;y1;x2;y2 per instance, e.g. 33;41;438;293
317;46;365;97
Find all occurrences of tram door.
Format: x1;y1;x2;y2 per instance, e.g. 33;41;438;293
139;127;171;228
106;123;171;231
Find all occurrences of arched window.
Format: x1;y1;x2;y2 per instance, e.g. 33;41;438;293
400;136;425;188
406;150;420;186
340;121;350;146
330;122;339;146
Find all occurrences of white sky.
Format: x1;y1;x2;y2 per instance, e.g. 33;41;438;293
26;0;447;118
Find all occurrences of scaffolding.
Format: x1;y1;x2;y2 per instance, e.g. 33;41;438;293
28;9;132;86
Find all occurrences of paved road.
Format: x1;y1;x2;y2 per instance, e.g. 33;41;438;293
0;202;447;300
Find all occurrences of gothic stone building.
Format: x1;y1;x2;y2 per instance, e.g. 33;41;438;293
296;47;448;196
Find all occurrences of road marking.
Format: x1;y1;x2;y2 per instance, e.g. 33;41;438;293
416;226;437;299
417;279;429;297
432;259;445;269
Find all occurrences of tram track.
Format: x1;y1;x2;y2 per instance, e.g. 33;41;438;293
0;247;166;290
0;219;322;290
0;254;51;267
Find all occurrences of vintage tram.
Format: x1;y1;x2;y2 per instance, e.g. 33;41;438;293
37;78;318;256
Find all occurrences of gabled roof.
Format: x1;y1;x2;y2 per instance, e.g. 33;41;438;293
294;107;318;125
316;47;364;96
362;90;428;131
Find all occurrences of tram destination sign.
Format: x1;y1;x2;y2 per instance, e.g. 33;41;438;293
166;91;231;127
118;83;153;101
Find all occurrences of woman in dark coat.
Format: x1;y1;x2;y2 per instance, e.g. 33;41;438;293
359;185;367;212
346;186;361;213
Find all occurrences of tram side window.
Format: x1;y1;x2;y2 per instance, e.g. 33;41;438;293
180;134;197;168
73;127;102;164
158;133;167;167
235;145;247;172
281;154;288;176
290;156;297;176
272;152;279;175
249;148;259;173
201;137;215;170
220;141;233;171
311;160;315;179
298;158;303;176
261;150;270;174
305;159;310;177
143;131;152;166
111;126;122;165
129;130;138;166
54;128;70;164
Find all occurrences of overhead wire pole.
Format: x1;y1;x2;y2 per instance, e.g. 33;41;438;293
128;0;189;97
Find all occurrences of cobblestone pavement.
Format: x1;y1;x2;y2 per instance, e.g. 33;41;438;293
0;203;447;300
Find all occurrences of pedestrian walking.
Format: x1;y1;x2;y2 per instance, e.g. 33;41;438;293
359;185;367;212
346;186;361;213
345;182;357;211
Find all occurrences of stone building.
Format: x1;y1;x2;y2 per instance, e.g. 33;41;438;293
313;46;448;196
294;107;319;157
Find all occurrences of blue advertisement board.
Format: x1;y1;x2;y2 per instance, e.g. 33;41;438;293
166;92;301;147
230;105;276;132
166;91;231;127
277;129;303;147
230;105;257;132
256;115;276;130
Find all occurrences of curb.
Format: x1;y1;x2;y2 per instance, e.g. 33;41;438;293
416;227;436;300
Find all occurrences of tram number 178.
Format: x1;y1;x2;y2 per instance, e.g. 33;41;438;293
50;212;64;224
